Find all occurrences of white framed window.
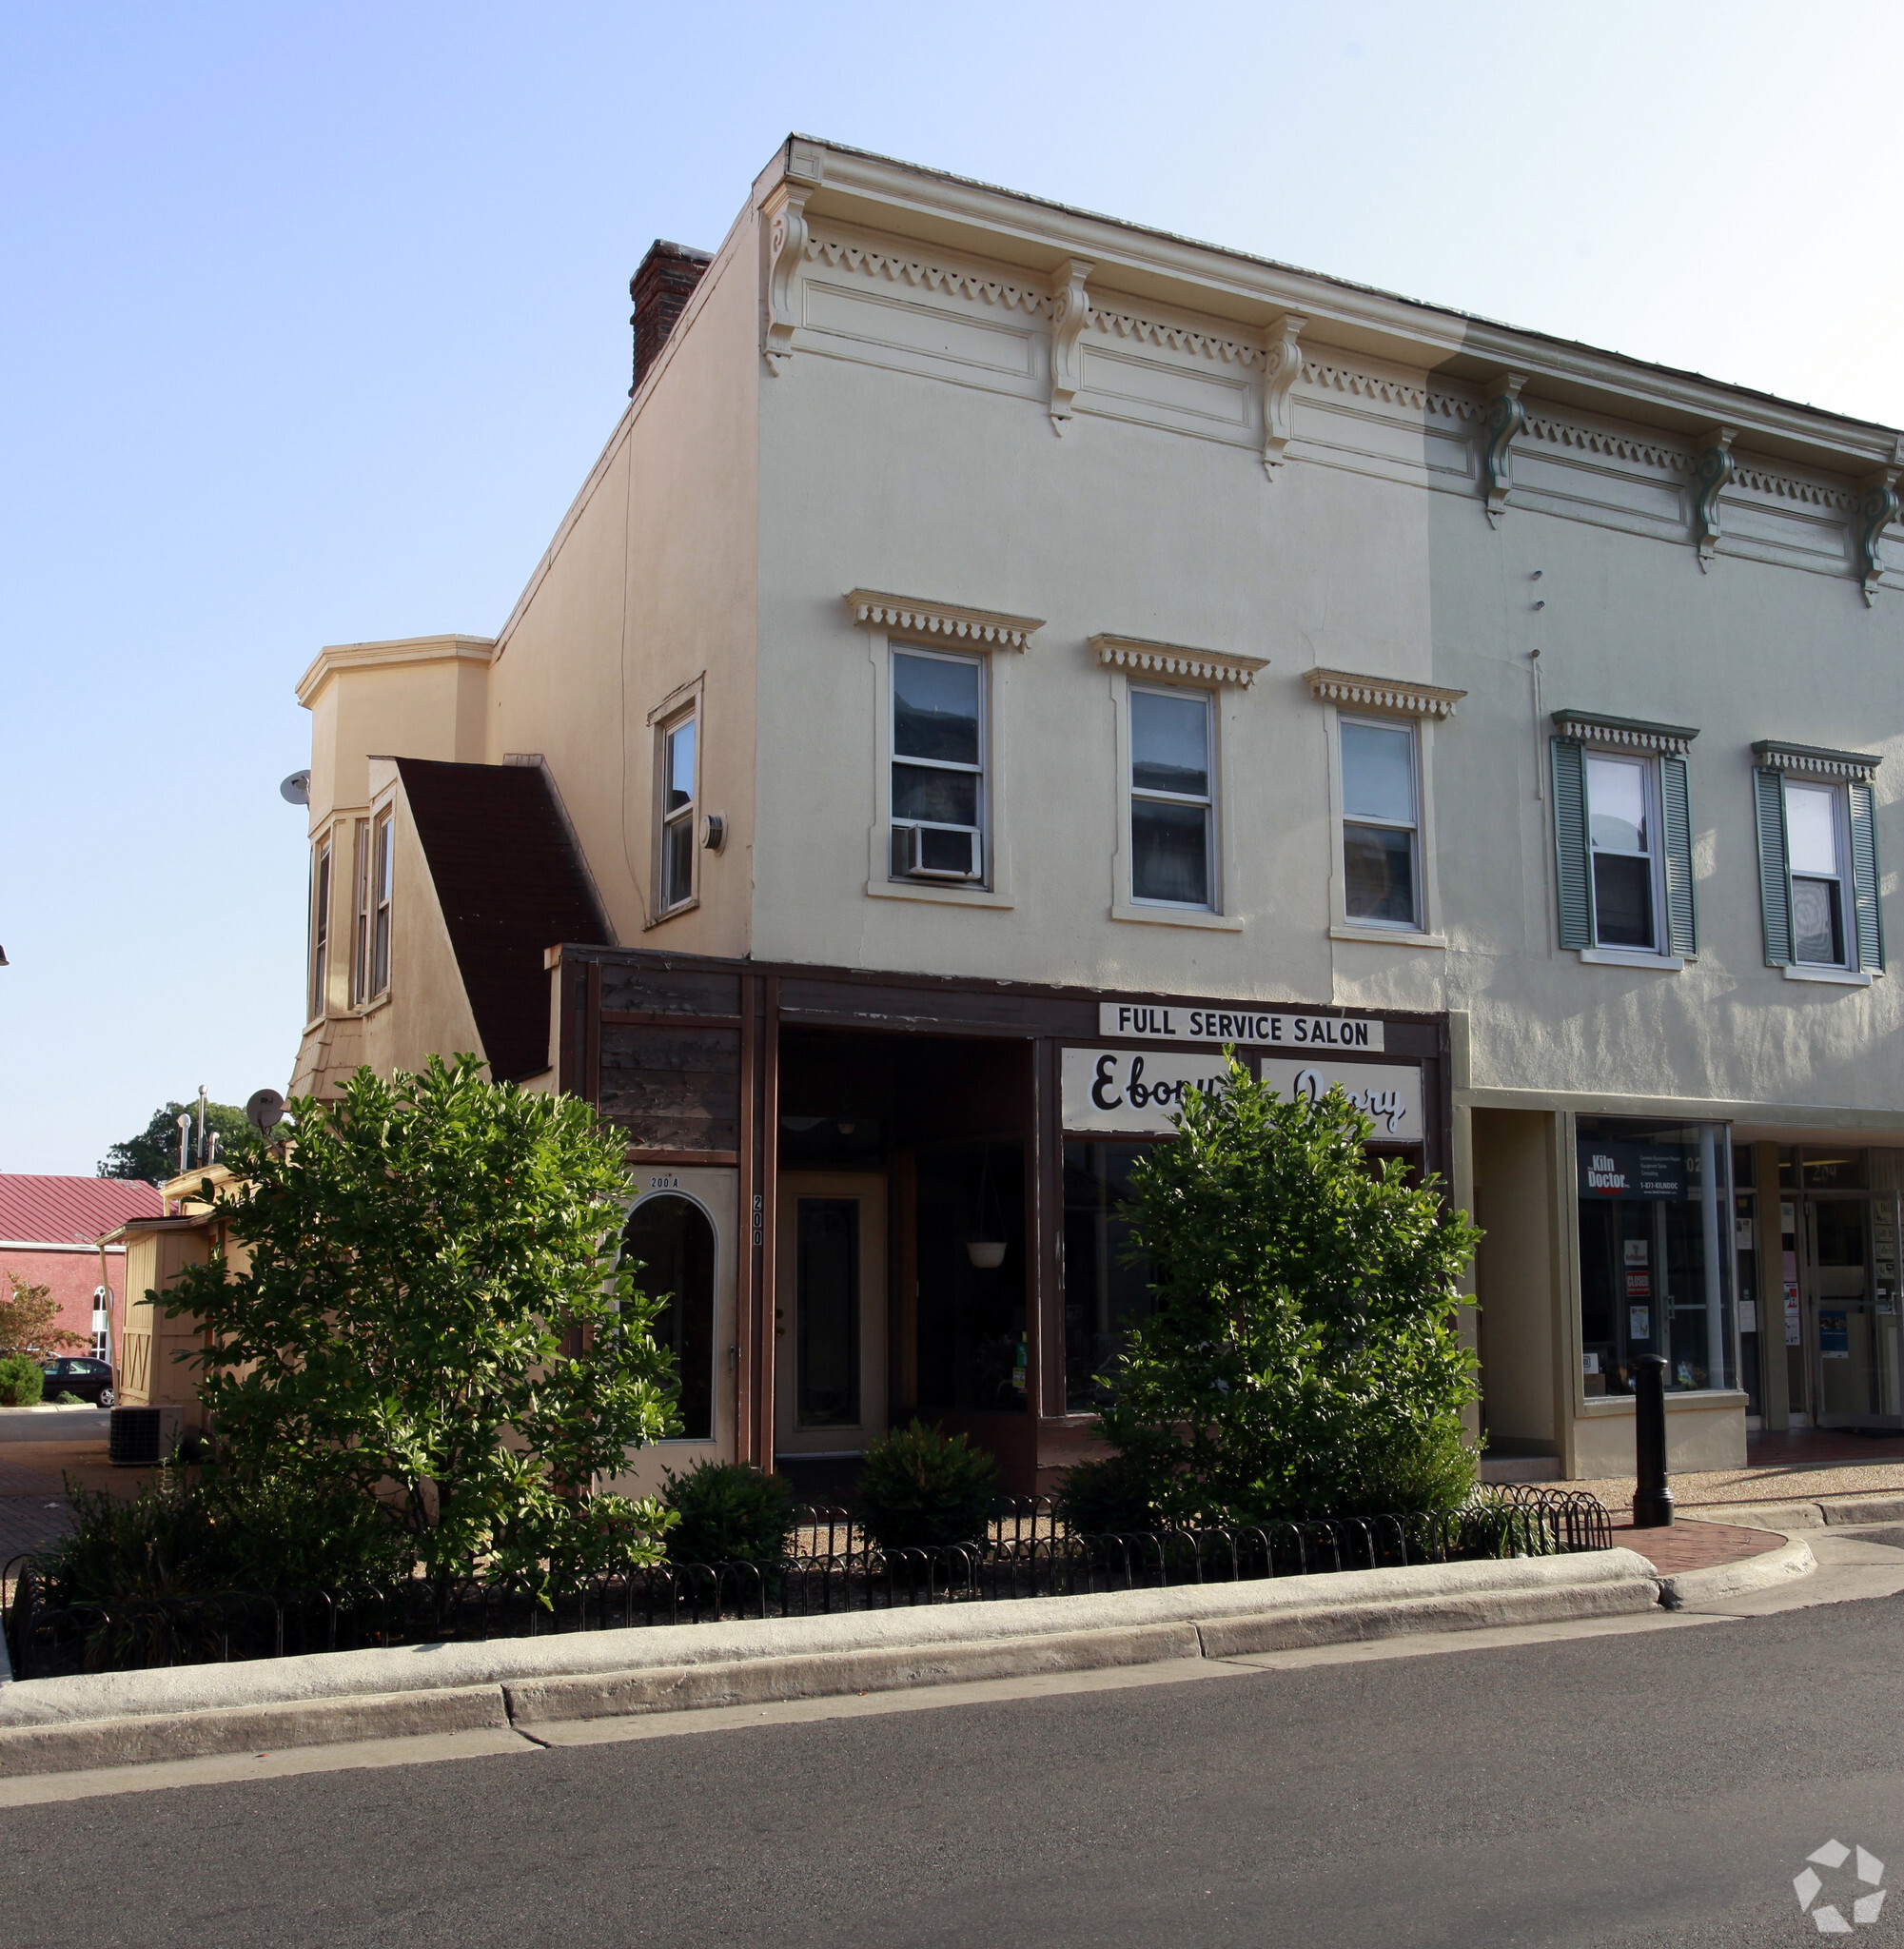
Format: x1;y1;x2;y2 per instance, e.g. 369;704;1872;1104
306;834;332;1023
1128;685;1214;909
349;819;371;1005
1340;716;1421;929
1785;781;1850;967
1584;752;1659;951
368;808;394;998
890;645;986;883
658;710;697;913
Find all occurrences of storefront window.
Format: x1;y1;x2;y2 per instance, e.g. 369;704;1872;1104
1577;1117;1734;1397
1062;1142;1157;1411
623;1193;716;1439
915;1145;1027;1414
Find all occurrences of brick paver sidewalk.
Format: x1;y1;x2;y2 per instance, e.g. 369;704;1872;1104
1613;1518;1785;1576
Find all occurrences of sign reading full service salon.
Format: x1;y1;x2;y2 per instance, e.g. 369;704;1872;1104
1061;1049;1424;1140
1096;1003;1384;1052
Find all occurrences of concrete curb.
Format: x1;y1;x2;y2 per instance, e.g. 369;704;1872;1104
1684;1495;1904;1532
1651;1534;1816;1609
0;1549;1662;1778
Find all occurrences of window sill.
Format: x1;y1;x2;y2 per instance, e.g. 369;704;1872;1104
356;993;393;1019
1579;948;1685;971
643;896;700;931
1110;901;1245;933
1782;963;1873;987
1330;924;1446;949
1577;1389;1749;1417
866;878;1013;910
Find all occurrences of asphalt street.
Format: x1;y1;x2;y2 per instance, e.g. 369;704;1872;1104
10;1583;1904;1947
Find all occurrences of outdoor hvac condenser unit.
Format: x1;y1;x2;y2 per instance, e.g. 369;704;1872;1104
108;1406;182;1467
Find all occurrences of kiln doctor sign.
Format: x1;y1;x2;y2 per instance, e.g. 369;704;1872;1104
1062;1049;1423;1139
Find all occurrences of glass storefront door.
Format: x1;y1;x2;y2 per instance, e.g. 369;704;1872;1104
1807;1192;1904;1428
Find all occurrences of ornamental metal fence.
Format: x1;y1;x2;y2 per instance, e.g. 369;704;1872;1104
3;1484;1610;1682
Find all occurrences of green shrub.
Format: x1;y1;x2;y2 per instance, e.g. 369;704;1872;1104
662;1461;795;1565
1056;1453;1161;1535
1097;1053;1482;1526
0;1353;44;1407
52;1391;85;1406
854;1420;998;1552
28;1467;416;1607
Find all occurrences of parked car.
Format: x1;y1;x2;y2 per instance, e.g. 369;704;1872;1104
39;1356;115;1408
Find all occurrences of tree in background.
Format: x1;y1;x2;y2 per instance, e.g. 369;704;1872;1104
98;1099;252;1184
0;1273;88;1356
163;1054;681;1595
1096;1054;1482;1526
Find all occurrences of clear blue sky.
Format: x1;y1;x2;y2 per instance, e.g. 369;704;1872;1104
6;0;1901;1174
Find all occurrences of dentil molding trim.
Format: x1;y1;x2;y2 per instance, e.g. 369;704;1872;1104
1751;738;1881;782
1094;635;1269;687
1306;667;1467;719
846;590;1045;651
1551;709;1700;756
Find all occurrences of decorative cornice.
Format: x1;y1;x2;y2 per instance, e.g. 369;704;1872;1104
1481;370;1526;527
1261;313;1305;478
1307;667;1466;719
1751;739;1881;782
1089;304;1264;366
1551;709;1700;757
294;635;497;708
846;590;1044;651
804;235;1052;316
1521;414;1691;472
1693;424;1738;568
1093;635;1268;688
1300;359;1476;421
761;181;814;376
1048;258;1093;435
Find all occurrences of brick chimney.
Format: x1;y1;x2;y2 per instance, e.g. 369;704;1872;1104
628;240;713;396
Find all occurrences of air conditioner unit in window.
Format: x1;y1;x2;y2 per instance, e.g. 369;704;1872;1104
893;822;983;882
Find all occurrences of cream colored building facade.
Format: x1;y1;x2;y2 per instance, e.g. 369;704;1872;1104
290;137;1904;1491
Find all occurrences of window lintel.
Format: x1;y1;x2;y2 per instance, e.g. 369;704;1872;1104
1096;635;1268;690
847;588;1043;651
1751;738;1881;783
1310;667;1464;719
1551;709;1698;756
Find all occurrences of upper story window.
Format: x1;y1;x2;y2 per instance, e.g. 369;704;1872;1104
1129;686;1213;908
891;646;985;882
1341;717;1420;928
1550;712;1698;965
659;712;697;913
307;835;332;1022
1585;754;1658;950
1752;741;1884;979
369;808;394;997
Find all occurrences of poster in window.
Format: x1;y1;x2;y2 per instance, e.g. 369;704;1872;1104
1819;1309;1850;1359
1628;1305;1651;1341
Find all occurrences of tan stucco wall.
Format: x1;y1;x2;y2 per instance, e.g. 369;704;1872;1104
482;210;761;959
1472;1108;1560;1453
1573;1397;1748;1477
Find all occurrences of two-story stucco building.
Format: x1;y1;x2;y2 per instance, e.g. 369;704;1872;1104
287;136;1904;1494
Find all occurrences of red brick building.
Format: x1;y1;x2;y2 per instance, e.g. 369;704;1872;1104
0;1176;167;1365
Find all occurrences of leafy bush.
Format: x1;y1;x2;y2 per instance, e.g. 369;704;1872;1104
854;1420;998;1552
1056;1453;1161;1536
0;1352;44;1407
29;1467;415;1606
161;1055;681;1598
662;1462;795;1565
1097;1054;1481;1526
52;1391;85;1406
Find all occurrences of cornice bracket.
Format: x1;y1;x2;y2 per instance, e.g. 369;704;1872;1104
1481;371;1527;528
1693;424;1738;571
1048;259;1094;435
1858;460;1900;607
1260;312;1307;479
761;180;815;377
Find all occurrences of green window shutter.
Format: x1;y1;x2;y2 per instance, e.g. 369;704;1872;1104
1551;737;1592;950
1659;753;1698;957
1850;779;1884;973
1754;766;1793;966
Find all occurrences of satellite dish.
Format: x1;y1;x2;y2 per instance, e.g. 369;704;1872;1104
280;770;311;806
245;1088;286;1135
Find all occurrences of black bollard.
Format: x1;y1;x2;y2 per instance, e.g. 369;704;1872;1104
1632;1353;1674;1528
